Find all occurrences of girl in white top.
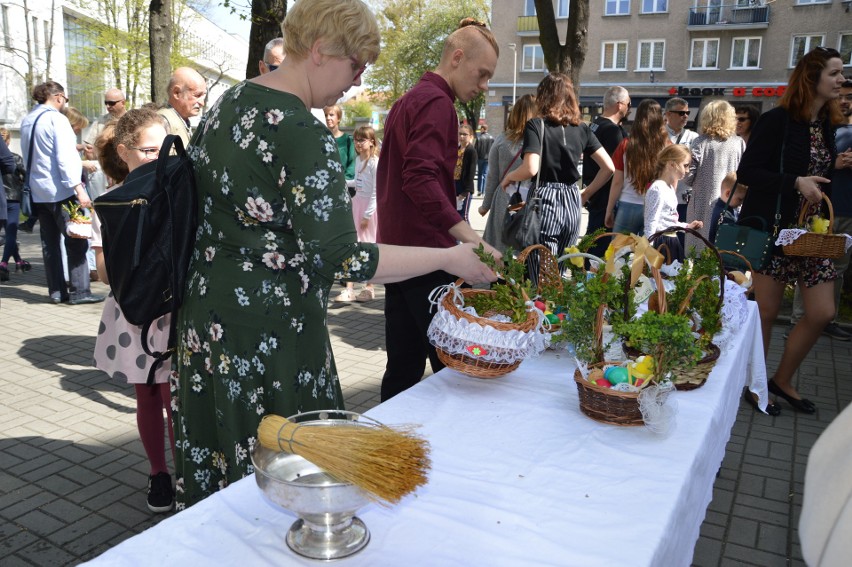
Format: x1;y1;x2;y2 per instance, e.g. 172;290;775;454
334;125;379;303
644;144;703;262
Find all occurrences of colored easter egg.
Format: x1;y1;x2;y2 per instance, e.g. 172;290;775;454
605;366;629;385
545;313;560;325
594;378;611;388
534;300;547;311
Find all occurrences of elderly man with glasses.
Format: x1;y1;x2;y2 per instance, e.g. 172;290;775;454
583;85;630;258
665;97;698;223
82;87;127;202
258;37;284;75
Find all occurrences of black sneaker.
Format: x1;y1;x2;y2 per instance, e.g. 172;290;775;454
147;472;174;513
823;323;852;341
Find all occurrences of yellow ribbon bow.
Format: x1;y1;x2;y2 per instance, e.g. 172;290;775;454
605;234;665;287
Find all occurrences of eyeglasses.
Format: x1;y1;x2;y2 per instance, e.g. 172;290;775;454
668;110;690;117
349;56;368;82
265;63;279;72
129;146;160;158
815;46;841;58
736;117;750;122
56;93;69;103
105;100;123;107
354;138;368;143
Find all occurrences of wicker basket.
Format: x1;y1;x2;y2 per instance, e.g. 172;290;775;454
573;363;645;427
622;341;720;390
716;250;754;294
516;244;563;294
434;280;541;379
782;194;847;259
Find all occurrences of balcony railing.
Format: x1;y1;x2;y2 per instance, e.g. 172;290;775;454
688;4;770;28
517;15;539;34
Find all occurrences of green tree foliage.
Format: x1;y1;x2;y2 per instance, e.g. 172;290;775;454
342;98;375;128
66;0;150;108
373;0;489;125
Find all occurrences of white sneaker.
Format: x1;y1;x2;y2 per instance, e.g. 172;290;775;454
333;289;356;302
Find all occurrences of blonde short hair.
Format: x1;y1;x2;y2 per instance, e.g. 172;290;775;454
282;0;380;66
721;171;737;192
698;100;736;140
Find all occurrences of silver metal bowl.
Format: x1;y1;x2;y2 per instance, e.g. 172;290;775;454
251;410;373;560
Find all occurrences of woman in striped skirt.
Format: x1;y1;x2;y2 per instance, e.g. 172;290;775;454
501;72;614;283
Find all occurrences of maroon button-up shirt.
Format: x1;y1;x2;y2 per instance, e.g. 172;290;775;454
376;72;460;248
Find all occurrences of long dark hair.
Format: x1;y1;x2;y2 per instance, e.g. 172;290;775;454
626;99;668;195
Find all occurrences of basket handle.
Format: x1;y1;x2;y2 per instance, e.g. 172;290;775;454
648;225;725;312
796;192;835;233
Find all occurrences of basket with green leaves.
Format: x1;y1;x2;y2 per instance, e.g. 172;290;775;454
625;227;725;390
426;246;547;379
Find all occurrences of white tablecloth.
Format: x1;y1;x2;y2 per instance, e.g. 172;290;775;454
86;302;767;567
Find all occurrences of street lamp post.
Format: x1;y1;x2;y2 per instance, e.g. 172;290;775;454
508;43;517;105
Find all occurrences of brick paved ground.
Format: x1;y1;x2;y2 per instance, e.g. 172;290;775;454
1;200;848;566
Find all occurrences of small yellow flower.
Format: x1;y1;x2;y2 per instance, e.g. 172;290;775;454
563;246;584;268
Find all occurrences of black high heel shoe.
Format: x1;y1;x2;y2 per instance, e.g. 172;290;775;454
768;379;816;414
743;389;781;416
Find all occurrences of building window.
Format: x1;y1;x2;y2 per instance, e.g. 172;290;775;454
641;0;667;13
840;33;852;67
557;0;569;18
31;16;39;58
730;37;761;69
690;38;719;69
637;39;665;71
522;44;545;71
601;41;628;71
795;0;830;4
790;34;826;67
605;0;630;16
524;0;536;16
1;5;9;49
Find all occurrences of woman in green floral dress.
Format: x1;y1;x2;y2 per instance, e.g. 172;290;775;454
174;0;497;509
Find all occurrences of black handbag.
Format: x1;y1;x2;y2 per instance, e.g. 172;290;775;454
503;120;544;251
715;135;785;272
21;111;49;218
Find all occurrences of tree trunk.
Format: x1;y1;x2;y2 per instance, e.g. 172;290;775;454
245;0;287;80
535;0;589;91
149;0;172;103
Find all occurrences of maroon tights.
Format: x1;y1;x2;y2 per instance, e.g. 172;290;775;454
135;383;175;475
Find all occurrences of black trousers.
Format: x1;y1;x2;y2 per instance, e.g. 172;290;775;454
381;270;455;402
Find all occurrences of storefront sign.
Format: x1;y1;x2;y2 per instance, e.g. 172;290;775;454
668;86;786;98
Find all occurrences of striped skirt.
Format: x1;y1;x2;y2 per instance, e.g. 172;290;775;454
526;182;582;285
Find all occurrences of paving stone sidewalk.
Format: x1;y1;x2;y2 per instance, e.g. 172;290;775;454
1;208;849;565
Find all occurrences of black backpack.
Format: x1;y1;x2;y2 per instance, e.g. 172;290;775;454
93;135;198;384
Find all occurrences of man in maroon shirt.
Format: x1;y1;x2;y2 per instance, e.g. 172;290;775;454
376;20;501;401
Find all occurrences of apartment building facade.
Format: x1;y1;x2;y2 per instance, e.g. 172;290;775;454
486;0;852;129
0;0;248;150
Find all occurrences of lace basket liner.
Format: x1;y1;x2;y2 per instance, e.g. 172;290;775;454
427;283;549;365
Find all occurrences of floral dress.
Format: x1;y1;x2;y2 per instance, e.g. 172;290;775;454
763;121;837;287
174;82;379;508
